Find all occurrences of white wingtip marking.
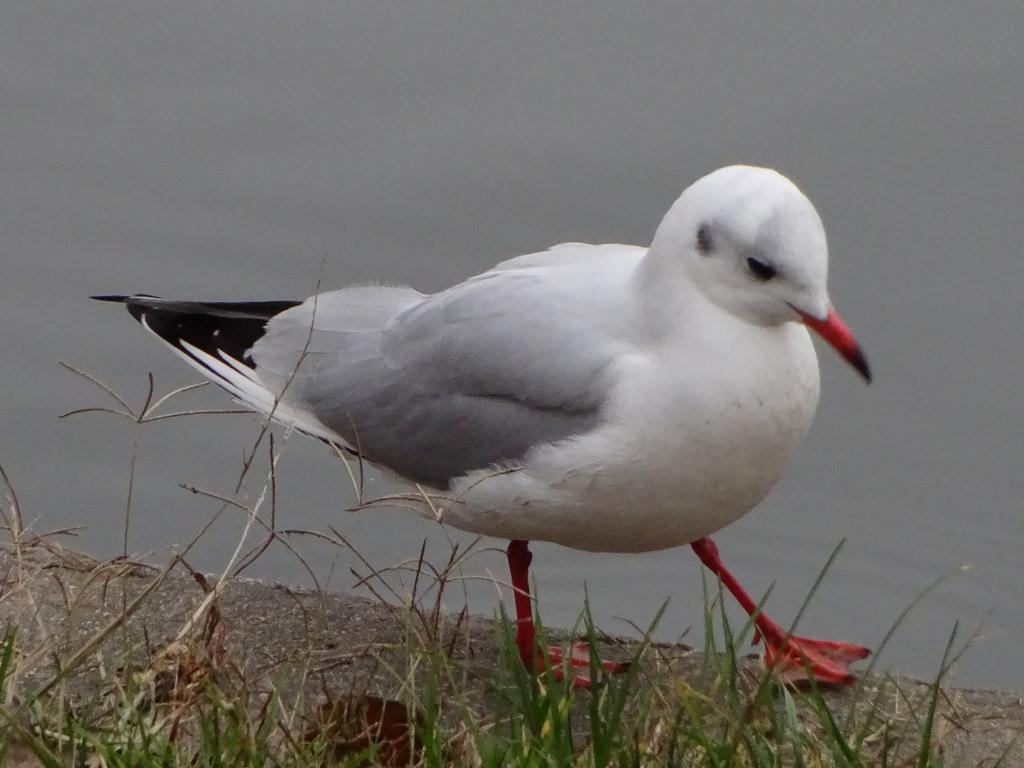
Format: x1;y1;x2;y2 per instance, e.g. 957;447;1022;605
137;313;355;449
180;340;273;408
217;348;264;383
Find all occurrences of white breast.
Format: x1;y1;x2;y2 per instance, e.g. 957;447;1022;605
443;320;821;553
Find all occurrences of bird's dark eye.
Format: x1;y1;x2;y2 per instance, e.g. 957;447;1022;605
746;257;777;281
696;225;714;255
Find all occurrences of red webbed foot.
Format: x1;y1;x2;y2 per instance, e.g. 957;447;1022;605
538;642;630;689
507;541;630;689
759;626;871;685
690;537;870;687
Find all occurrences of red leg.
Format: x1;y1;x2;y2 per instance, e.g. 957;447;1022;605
690;537;870;685
507;539;538;668
506;540;628;688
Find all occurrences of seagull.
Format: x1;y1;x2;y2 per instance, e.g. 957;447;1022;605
95;165;872;686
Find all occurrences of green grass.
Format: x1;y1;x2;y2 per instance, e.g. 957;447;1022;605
0;572;973;768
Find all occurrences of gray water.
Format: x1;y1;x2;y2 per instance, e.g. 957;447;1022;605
2;1;1022;690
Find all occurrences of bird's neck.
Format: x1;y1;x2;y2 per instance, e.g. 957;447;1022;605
631;243;721;342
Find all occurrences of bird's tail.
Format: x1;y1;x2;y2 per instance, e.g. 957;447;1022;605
93;293;305;415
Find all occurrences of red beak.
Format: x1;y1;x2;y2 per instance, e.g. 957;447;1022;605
796;308;872;383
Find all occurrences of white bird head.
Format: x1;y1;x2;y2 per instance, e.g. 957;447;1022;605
649;165;871;382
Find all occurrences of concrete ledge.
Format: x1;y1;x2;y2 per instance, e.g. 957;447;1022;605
1;547;1021;765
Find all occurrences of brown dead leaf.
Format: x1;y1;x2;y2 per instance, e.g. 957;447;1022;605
306;694;421;767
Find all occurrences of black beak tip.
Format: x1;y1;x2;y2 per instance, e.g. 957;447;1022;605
852;348;872;384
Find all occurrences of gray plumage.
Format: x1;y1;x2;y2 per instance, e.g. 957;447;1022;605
102;244;636;488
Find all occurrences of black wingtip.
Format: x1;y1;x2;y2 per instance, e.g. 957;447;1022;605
92;293;161;305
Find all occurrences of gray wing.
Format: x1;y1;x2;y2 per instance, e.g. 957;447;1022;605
253;256;626;488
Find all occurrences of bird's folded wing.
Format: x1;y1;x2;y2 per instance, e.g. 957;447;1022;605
252;254;629;488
